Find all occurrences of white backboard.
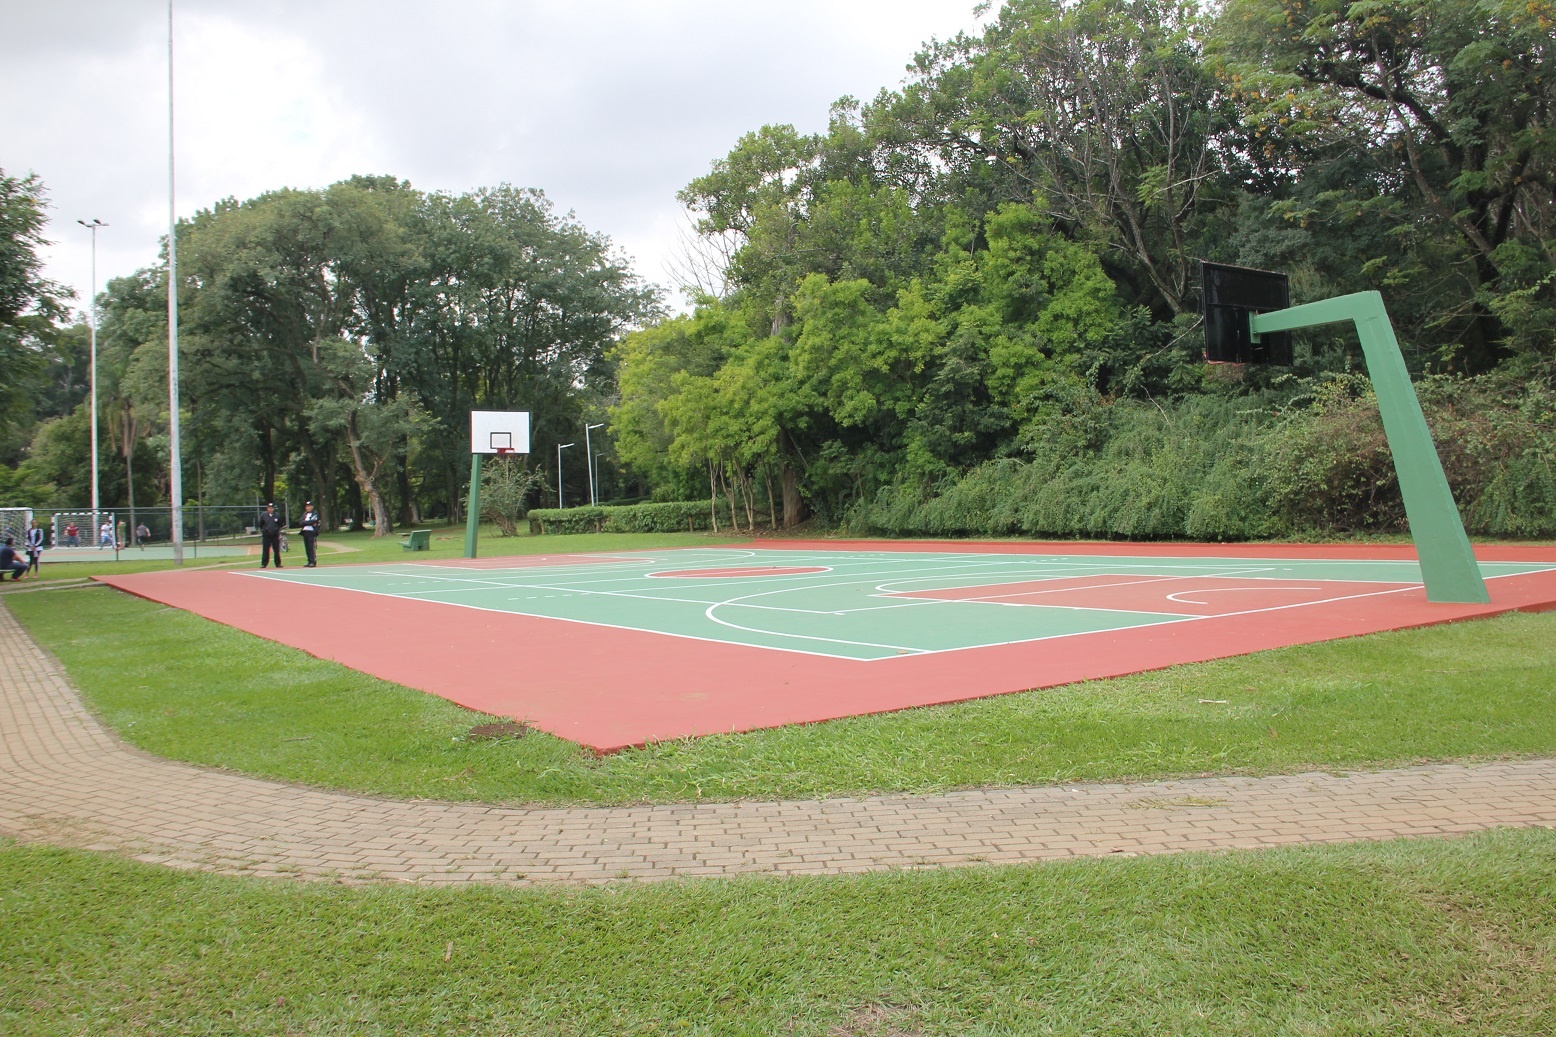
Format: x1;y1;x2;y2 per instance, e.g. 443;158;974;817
470;411;531;454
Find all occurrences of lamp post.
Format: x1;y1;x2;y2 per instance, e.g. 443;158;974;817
584;423;604;505
77;219;107;523
557;442;575;509
167;0;185;565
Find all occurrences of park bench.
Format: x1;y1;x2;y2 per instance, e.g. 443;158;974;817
400;529;431;551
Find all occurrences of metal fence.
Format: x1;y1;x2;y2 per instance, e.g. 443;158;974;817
44;504;293;551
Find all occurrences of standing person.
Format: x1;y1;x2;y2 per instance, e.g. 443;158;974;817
258;502;285;568
24;519;44;579
135;521;150;547
63;521;79;547
299;499;321;567
0;537;25;581
99;520;114;548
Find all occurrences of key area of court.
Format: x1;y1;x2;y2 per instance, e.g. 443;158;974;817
100;540;1556;751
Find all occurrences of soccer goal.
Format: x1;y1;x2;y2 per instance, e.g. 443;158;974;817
0;508;31;548
51;511;115;549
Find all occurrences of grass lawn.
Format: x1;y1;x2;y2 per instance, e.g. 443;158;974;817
3;829;1553;1035
6;532;1555;805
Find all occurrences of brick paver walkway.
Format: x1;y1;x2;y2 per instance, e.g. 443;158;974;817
3;602;1553;885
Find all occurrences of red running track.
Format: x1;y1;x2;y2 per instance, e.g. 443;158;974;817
98;540;1556;752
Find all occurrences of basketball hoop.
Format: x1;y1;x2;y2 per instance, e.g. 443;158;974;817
494;446;515;457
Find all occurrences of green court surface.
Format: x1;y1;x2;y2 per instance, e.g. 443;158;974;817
249;547;1555;661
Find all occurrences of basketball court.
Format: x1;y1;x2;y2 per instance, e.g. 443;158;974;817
99;540;1556;751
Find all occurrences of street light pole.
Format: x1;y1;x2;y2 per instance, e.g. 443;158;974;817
77;219;106;522
584;423;604;505
557;442;575;509
166;0;185;565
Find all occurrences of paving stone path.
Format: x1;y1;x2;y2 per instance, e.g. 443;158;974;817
3;602;1553;886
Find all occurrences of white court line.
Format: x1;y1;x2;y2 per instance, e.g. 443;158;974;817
233;570;900;660
1184;583;1422;619
701;592;933;654
871;569;1281;602
1166;586;1326;606
234;553;1554;660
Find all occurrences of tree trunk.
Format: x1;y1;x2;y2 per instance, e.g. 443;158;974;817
344;412;394;537
346;480;364;531
396;463;416;526
259;425;277;505
765;466;778;531
719;460;741;533
299;431;331;529
781;463;803;530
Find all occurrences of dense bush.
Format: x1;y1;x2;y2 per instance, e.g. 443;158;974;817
528;500;734;535
474;459;547;536
849;374;1556;540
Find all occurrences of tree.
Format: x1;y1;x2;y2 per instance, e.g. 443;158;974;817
1218;0;1556;369
0;167;69;439
884;0;1235;316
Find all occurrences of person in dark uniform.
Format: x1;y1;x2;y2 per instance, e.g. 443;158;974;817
258;502;285;568
299;500;321;567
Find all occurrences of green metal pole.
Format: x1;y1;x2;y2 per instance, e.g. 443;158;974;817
463;453;482;559
1251;292;1488;603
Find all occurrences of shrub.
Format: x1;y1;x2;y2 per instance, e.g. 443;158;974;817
850;374;1556;540
527;500;734;535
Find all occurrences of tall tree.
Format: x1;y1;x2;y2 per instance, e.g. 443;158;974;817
1218;0;1556;369
0;167;69;438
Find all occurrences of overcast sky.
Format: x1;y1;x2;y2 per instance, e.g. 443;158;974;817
3;0;987;319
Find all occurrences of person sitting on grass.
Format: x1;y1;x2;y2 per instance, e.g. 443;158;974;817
0;537;27;581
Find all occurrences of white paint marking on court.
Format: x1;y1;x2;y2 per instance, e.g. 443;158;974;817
1179;583;1424;619
1165;586;1329;605
868;568;1282;603
701;602;933;655
869;564;1288;596
235;569;901;660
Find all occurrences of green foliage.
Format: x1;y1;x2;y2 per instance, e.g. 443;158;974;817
606;0;1556;531
475;456;546;536
526;499;734;535
1264;373;1556;536
0;167;71;445
854;373;1556;539
1217;0;1556;370
854;393;1279;539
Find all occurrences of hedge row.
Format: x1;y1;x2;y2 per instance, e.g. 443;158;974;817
848;374;1556;541
527;499;734;535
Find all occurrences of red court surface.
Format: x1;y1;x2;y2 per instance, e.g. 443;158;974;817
99;540;1556;752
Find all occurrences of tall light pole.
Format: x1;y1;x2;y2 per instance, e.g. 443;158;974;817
77;219;107;522
584;423;604;505
557;442;575;509
166;0;185;564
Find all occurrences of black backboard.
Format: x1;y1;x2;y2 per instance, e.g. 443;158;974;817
1200;261;1292;365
